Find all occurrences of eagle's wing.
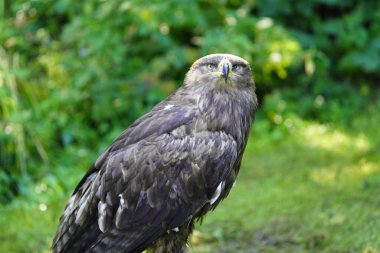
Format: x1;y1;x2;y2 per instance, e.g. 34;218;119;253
72;101;196;194
53;103;238;253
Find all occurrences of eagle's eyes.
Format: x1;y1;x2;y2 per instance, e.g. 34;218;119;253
206;63;218;71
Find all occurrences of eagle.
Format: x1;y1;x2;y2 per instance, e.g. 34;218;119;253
53;54;258;253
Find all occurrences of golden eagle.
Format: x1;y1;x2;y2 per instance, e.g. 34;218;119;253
53;54;258;253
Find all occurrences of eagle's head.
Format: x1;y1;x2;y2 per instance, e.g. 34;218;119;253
184;54;254;89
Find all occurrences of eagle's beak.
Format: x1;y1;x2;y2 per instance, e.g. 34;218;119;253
221;63;230;82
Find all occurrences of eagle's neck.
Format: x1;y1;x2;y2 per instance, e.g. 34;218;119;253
197;86;257;149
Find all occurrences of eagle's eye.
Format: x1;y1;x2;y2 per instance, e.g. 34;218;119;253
206;63;218;71
232;64;243;71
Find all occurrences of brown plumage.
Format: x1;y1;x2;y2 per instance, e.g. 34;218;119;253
52;54;258;253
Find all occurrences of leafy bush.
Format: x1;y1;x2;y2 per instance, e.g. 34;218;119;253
255;0;380;124
0;0;378;215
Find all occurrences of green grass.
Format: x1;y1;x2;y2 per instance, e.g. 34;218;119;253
192;107;380;253
1;108;380;253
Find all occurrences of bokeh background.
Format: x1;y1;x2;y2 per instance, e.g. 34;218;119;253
1;0;380;252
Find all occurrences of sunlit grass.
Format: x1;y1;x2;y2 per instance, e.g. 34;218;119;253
300;123;371;154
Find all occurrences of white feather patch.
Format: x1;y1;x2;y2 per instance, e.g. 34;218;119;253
164;104;174;110
119;194;125;207
98;201;108;233
210;181;225;205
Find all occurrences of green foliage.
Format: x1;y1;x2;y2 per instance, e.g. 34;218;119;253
253;0;380;125
0;0;304;203
0;0;379;252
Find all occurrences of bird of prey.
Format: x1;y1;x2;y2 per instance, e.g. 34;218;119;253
53;54;258;253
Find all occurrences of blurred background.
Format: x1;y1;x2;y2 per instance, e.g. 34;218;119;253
1;0;380;252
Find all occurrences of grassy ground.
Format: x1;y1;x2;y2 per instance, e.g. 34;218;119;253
192;107;380;253
1;107;379;253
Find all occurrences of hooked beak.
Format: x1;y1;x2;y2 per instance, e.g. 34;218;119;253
221;63;230;82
